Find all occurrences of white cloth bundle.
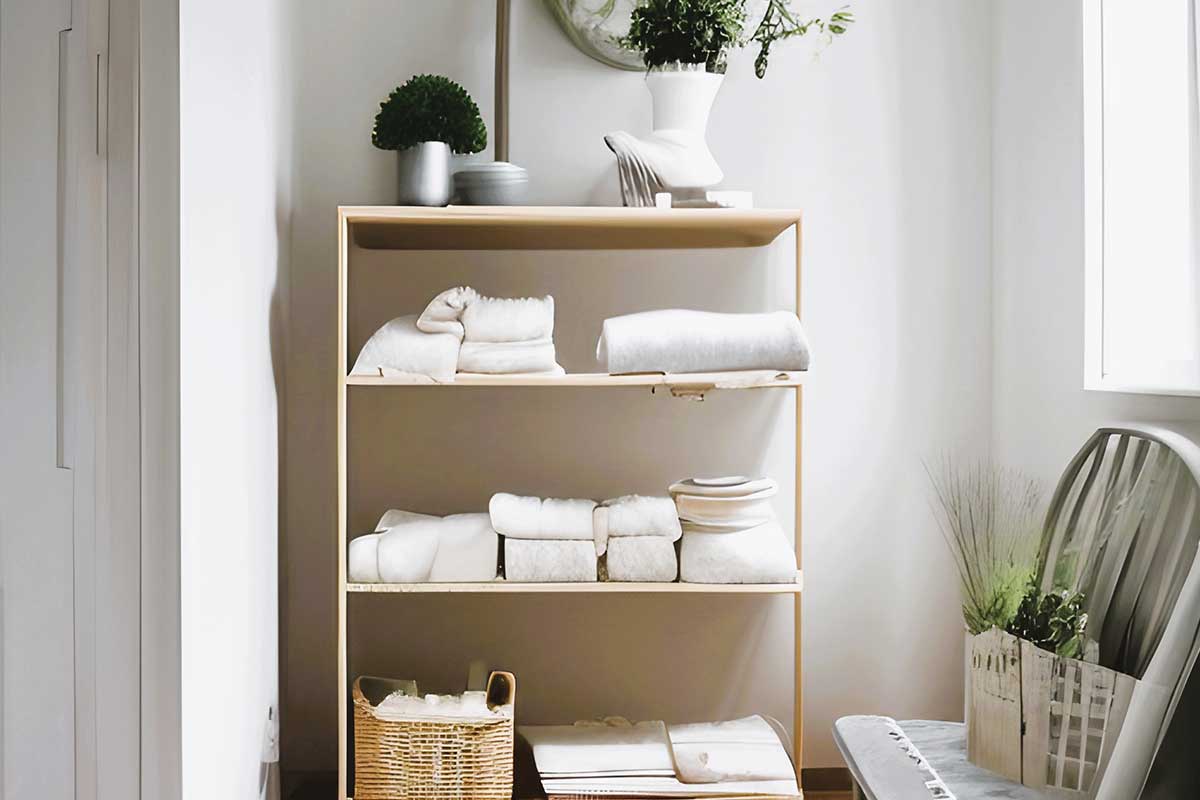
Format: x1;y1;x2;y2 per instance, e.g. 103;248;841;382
458;340;563;375
348;510;499;583
679;521;797;584
349;314;460;379
596;309;811;375
603;495;682;540
489;494;597;540
668;716;796;784
521;721;676;778
672;478;779;532
606;537;678;582
504;539;597;582
419;286;563;374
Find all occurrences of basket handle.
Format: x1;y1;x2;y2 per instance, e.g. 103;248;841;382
486;671;516;710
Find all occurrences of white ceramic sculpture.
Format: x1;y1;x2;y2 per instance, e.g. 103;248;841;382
605;64;724;207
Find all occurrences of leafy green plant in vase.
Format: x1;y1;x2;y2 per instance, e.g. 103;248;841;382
372;74;487;206
606;0;854;206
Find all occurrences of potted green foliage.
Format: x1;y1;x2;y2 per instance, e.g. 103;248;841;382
372;74;487;206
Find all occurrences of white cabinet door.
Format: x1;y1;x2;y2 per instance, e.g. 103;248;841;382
0;0;80;797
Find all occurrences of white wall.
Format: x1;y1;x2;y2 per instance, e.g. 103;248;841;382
991;2;1200;486
180;0;290;796
282;0;993;773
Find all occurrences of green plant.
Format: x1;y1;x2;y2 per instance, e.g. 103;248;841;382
1006;585;1089;659
927;458;1044;635
623;0;746;73
621;0;855;78
371;74;487;154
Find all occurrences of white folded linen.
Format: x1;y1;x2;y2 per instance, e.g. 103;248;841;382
416;286;476;339
521;721;675;778
680;521;797;584
604;495;682;541
350;314;460;380
427;513;499;582
669;476;778;498
674;490;778;531
457;339;563;375
597;309;811;374
606;537;678;582
490;493;597;540
462;294;554;343
351;510;499;583
668;715;795;784
348;533;382;583
504;539;597;582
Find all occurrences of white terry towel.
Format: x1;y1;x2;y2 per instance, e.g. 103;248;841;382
348;509;440;582
606;537;678;582
350;314;460;380
596;309;811;375
427;513;499;582
680;521;797;584
504;539;597;582
604;495;681;541
457;339;563;375
418;286;555;343
350;510;498;583
489;493;597;540
668;716;796;784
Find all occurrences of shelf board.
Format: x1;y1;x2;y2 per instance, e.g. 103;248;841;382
346;370;805;390
347;572;802;594
341;205;801;251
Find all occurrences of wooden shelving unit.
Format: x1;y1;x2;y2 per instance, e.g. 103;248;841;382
337;206;805;799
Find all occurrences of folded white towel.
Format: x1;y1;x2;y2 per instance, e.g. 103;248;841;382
521;721;675;777
504;539;597;582
416;286;476;340
668;716;795;784
674;490;777;531
606;537;678;582
457;339;563;375
604;495;681;540
597;309;811;374
350;314;460;380
462;294;554;343
489;493;597;540
680;521;797;584
349;510;499;583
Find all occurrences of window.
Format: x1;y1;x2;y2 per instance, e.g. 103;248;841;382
1084;0;1200;395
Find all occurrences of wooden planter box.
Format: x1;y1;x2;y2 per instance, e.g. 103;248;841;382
968;629;1136;798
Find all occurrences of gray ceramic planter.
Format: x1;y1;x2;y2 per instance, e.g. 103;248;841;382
397;141;451;206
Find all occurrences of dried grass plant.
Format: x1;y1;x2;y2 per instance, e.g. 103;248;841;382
926;457;1044;635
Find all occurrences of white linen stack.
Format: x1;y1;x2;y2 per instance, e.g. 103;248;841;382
596;309;811;374
520;716;799;797
347;509;499;583
350;286;564;379
671;477;798;584
596;495;681;582
490;494;599;582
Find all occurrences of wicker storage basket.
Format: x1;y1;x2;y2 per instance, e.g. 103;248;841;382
353;671;516;800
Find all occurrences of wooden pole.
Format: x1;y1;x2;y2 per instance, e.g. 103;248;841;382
495;0;510;163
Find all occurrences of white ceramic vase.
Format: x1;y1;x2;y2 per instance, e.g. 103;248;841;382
397;141;452;206
605;64;724;206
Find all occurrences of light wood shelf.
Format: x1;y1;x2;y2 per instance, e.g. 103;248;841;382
336;206;805;799
348;572;803;594
346;370;805;389
342;205;802;250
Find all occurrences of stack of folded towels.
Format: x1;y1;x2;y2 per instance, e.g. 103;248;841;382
520;715;799;797
351;285;563;379
348;508;499;583
490;493;681;583
596;309;811;374
671;476;798;584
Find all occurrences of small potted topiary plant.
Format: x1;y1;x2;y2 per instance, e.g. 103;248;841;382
372;74;487;206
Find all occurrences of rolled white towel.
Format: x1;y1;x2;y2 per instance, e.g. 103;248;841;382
668;716;795;784
350;314;461;380
377;522;441;583
597;309;811;375
603;495;681;541
457;339;563;375
504;539;597;582
348;533;382;583
489;493;597;540
606;537;677;582
680;521;797;584
462;294;554;343
352;510;499;583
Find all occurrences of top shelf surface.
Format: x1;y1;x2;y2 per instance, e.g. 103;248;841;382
342;205;802;251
